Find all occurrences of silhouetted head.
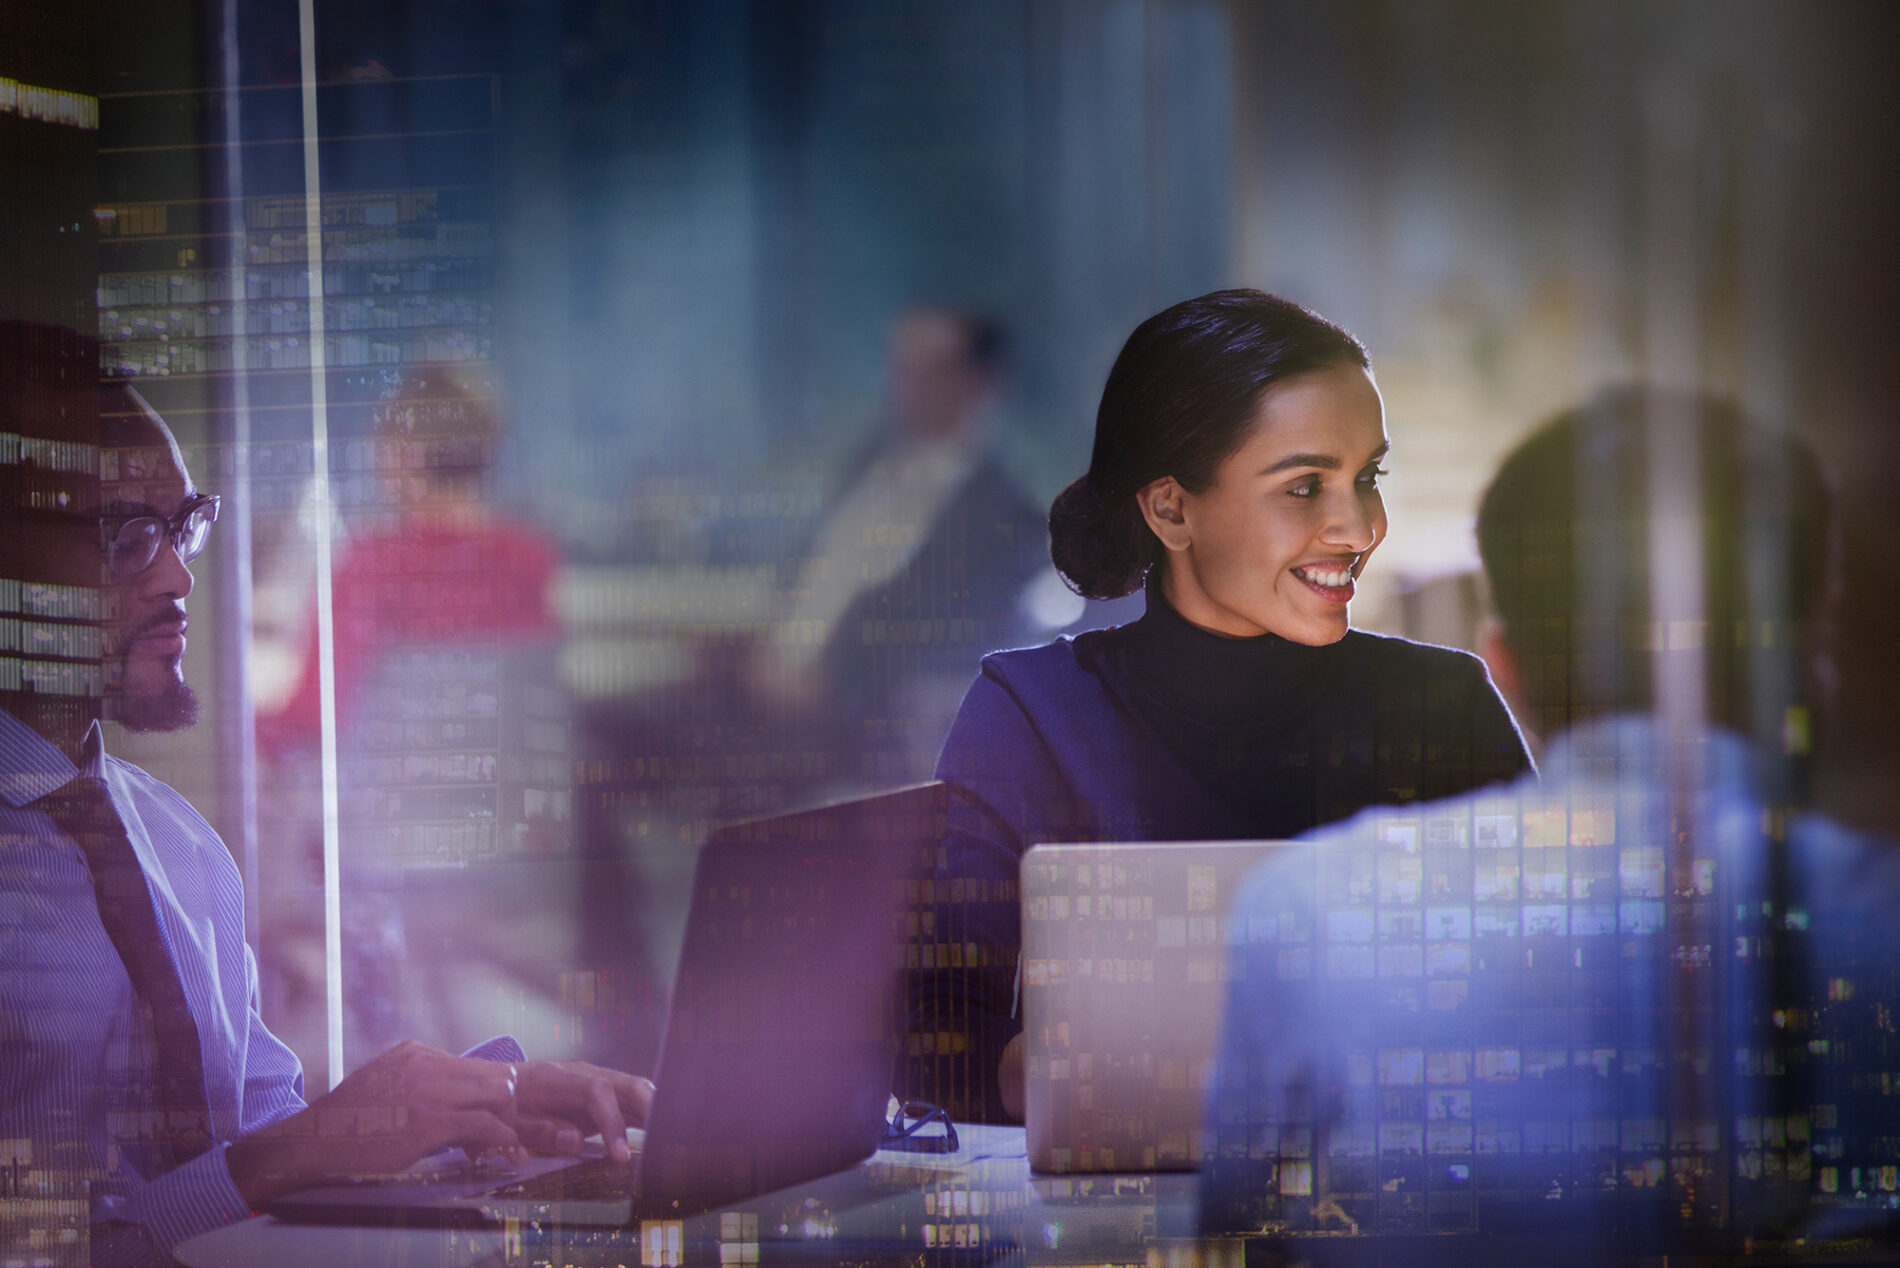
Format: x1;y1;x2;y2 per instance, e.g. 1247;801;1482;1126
886;308;1007;441
371;365;502;506
1476;387;1835;747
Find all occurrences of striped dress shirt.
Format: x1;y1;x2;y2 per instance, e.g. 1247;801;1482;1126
0;706;304;1264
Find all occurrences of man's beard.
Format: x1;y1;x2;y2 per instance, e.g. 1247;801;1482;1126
108;674;200;732
107;604;200;732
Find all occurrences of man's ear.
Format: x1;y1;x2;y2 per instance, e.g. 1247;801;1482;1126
1478;616;1539;750
1135;476;1191;554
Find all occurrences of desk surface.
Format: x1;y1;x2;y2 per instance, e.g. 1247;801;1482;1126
178;1132;1874;1268
175;1125;1215;1268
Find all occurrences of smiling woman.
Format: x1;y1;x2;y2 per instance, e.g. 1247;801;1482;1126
904;289;1534;1123
1134;360;1389;645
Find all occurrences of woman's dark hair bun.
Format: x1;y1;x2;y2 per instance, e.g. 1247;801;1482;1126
1049;472;1152;600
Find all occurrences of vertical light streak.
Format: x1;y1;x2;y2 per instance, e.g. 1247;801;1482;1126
1565;0;1633;755
1739;86;1796;766
1643;78;1708;761
295;0;346;1090
1644;69;1721;1223
217;0;262;954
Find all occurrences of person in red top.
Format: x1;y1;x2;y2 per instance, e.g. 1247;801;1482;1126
258;369;559;750
254;368;588;1072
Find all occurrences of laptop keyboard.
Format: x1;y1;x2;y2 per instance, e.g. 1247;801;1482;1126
489;1156;638;1202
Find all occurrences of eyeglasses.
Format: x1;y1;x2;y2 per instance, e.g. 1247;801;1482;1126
881;1100;959;1154
104;493;220;581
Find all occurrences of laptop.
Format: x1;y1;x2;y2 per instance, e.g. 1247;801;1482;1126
269;781;948;1228
1021;840;1286;1175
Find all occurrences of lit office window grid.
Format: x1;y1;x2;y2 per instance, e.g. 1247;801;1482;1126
1201;781;1896;1238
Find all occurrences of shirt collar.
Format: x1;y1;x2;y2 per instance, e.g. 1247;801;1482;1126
0;707;105;807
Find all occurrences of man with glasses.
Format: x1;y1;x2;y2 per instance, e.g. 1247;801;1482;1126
99;445;218;733
1;383;651;1267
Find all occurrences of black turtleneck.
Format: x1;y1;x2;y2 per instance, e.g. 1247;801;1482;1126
909;585;1535;1121
1094;588;1346;837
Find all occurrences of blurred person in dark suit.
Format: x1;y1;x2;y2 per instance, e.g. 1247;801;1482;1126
0;375;649;1268
751;306;1048;794
565;309;1049;1073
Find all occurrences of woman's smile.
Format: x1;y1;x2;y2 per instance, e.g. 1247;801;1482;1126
1290;558;1361;600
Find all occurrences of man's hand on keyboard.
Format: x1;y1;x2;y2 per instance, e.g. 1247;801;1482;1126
227;1041;654;1207
510;1060;654;1162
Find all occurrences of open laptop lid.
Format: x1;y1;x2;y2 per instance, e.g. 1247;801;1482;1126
637;780;947;1215
1021;840;1288;1175
267;782;945;1229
